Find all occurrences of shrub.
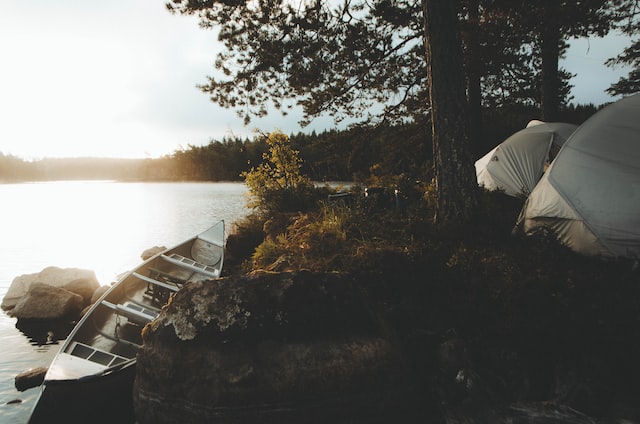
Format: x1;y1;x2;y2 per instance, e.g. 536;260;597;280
225;214;266;269
242;131;317;215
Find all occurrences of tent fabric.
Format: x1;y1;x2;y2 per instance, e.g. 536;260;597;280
519;93;640;259
526;119;545;128
475;122;577;197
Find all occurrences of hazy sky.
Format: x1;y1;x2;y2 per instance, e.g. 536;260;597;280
0;1;633;159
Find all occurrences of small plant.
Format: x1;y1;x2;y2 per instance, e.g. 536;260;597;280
242;131;316;216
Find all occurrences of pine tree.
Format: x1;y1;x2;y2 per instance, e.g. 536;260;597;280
493;0;613;120
606;0;640;95
423;0;478;225
166;0;615;224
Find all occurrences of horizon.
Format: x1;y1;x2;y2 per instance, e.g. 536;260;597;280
0;2;633;161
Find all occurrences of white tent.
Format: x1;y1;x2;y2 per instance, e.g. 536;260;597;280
517;94;640;258
475;121;578;197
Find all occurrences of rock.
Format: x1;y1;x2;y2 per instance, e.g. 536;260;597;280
11;283;84;320
505;402;599;423
1;267;99;312
90;285;111;304
15;367;48;391
140;246;166;261
80;305;91;318
441;400;601;424
437;338;468;377
133;271;431;423
63;278;100;306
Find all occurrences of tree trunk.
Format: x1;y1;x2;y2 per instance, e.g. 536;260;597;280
422;0;478;226
540;18;560;121
464;0;484;154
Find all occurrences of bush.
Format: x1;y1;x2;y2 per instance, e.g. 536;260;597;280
225;214;266;270
243;131;318;215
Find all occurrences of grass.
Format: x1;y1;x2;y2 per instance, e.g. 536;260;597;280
225;186;640;418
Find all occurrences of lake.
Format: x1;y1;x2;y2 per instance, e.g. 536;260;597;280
0;181;250;423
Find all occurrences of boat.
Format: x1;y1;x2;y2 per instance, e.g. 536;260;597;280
28;221;225;423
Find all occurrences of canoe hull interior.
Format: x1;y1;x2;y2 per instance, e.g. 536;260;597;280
27;221;225;423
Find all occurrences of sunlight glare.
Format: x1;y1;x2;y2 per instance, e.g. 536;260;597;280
1;182;151;285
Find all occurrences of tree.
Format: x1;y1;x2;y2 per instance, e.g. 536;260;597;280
494;0;613;120
167;0;550;126
423;0;478;225
166;0;540;224
460;0;541;144
167;0;427;127
606;0;640;95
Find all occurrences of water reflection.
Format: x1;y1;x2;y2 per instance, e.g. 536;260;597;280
0;181;250;286
0;181;250;423
15;319;73;347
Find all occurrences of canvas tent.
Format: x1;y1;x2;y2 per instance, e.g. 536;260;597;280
517;93;640;259
475;121;578;197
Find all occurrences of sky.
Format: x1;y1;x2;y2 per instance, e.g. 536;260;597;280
0;1;634;160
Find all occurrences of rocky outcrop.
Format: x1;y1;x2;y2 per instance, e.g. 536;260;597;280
11;283;84;320
131;265;640;424
1;266;99;313
133;271;430;423
140;246;166;261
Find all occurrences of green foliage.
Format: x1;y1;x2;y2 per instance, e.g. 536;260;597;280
237;186;568;280
166;0;615;128
488;0;614;112
224;213;266;271
242;131;317;215
167;0;427;127
605;1;640;96
169;137;264;181
249;204;364;273
245;187;442;273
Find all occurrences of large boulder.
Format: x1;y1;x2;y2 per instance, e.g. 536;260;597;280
133;271;429;423
1;267;99;312
140;246;166;261
63;278;99;306
90;284;111;304
11;283;84;320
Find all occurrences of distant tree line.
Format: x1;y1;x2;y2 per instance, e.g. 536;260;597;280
165;0;640;225
0;103;600;184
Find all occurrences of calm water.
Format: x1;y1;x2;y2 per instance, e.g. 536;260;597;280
0;181;249;423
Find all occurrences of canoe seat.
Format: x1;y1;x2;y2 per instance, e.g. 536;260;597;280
136;271;183;288
69;342;130;367
136;270;181;305
102;300;158;326
147;267;188;285
160;253;220;278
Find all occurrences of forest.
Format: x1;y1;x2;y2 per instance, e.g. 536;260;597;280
4;0;639;199
0;103;599;184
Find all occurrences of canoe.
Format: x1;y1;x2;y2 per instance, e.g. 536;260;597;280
28;221;225;423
